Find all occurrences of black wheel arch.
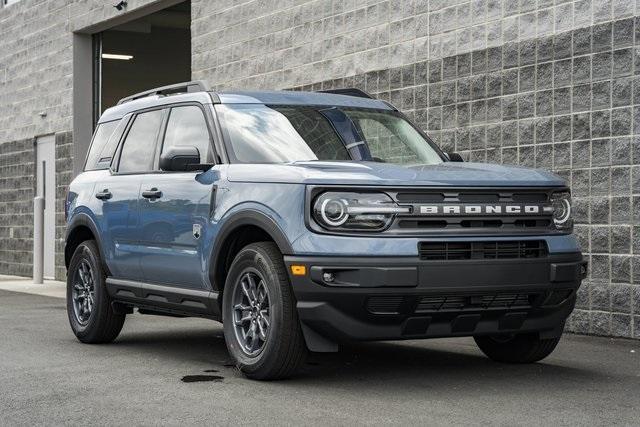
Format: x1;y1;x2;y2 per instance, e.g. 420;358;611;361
65;213;111;276
209;210;294;293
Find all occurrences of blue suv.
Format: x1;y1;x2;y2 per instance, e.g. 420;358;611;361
65;81;587;380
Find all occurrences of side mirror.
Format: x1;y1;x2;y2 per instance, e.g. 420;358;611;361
447;152;464;162
160;145;204;171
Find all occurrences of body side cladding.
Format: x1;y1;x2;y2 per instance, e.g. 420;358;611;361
105;278;221;319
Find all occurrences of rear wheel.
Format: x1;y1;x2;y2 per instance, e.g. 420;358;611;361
474;333;561;364
66;240;125;343
222;242;307;380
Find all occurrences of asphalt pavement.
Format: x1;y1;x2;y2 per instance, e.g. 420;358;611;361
0;289;638;426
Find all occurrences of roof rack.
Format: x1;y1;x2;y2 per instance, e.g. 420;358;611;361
317;88;374;99
116;80;210;105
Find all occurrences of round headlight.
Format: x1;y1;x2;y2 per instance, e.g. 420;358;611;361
553;198;571;224
319;197;349;227
312;191;409;231
550;191;572;230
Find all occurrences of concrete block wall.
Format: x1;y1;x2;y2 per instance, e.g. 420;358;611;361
0;1;163;282
193;0;640;338
0;131;73;281
0;137;35;277
0;0;638;338
55;132;73;281
0;0;163;145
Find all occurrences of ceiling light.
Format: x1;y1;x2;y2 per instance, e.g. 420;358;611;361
102;53;133;60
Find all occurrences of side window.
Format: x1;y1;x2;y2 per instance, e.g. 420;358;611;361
118;110;163;173
84;120;119;171
162;106;212;163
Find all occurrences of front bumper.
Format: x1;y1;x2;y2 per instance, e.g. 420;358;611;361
284;253;587;352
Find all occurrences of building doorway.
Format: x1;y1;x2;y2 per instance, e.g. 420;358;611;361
95;1;191;117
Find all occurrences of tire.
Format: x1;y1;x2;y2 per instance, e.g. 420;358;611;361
474;332;562;364
222;242;307;380
67;240;125;343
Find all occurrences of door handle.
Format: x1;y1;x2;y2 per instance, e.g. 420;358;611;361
95;189;112;200
142;188;162;199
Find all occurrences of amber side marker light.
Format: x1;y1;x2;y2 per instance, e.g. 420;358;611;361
290;265;307;276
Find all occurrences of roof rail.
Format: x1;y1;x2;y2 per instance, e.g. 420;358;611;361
317;88;374;99
116;80;210;105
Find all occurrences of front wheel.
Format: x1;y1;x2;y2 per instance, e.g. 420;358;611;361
222;242;307;380
474;333;561;364
67;240;125;343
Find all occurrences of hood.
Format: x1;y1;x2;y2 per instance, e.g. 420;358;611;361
226;161;567;187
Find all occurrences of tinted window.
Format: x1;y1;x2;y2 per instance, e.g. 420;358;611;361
162;106;211;163
118;110;163;173
84;121;119;170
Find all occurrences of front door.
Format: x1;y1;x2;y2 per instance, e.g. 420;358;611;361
138;105;218;289
138;170;217;288
36;135;56;279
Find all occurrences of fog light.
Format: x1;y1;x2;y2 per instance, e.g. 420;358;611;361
323;272;335;283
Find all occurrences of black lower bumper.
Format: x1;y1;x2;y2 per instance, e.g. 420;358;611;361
284;253;587;352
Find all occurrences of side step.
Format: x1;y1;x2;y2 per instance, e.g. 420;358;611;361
105;278;220;320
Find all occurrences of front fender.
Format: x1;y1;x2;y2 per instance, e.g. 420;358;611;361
204;203;299;291
213;206;294;255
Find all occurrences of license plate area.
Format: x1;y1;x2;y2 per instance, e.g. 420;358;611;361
418;260;550;289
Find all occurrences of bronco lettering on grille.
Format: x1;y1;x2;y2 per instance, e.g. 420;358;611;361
418;205;546;215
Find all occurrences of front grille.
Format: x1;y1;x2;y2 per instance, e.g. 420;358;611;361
366;296;405;314
416;296;466;311
398;218;553;230
395;190;551;204
365;292;540;315
388;188;557;235
415;293;534;312
418;240;547;261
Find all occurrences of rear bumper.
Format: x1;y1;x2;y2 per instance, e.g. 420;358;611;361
284;253;587;351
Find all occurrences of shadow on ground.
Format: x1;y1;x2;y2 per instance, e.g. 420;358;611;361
110;323;603;386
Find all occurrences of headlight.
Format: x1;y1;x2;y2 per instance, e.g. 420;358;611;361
312;192;410;231
550;191;572;231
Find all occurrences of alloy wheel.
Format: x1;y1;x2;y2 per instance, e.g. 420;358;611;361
232;270;271;356
72;260;95;325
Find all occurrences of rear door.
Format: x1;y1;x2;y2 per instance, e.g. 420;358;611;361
138;104;219;289
94;109;164;280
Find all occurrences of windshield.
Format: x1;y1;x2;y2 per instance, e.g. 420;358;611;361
216;104;444;165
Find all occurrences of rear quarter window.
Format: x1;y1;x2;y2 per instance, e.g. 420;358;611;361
84;119;127;171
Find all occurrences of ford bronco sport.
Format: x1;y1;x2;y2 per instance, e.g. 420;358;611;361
65;81;587;380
